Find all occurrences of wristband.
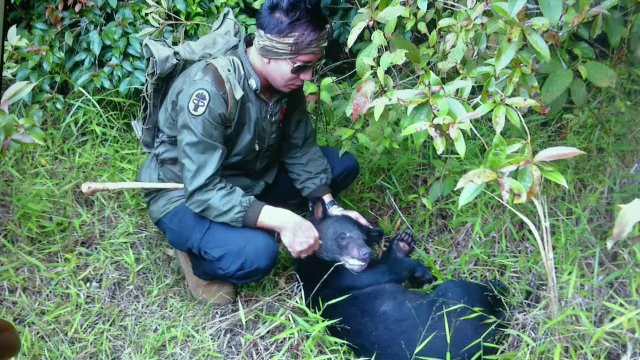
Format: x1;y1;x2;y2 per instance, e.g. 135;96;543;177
326;199;340;211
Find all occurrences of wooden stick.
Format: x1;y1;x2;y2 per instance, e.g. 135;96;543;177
80;181;184;196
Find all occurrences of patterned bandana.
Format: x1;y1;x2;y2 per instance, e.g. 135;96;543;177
254;27;329;59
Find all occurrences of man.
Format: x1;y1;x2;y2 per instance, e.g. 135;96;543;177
137;0;369;304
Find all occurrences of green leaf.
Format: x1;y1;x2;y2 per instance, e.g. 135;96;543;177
122;60;134;72
455;168;498;190
437;18;458;29
453;131;466;159
356;43;379;77
604;11;625;48
458;183;486;209
90;32;103;57
541;69;574;105
418;0;428;11
175;0;186;13
119;77;132;95
379;50;407;70
505;106;521;128
584;61;617;87
390;35;421;65
570;78;587;107
109;0;116;8
508;0;527;18
495;42;520;75
348;21;368;49
428;175;455;203
101;77;113;89
492;105;506;134
376;6;407;22
65;31;73;46
0;81;36;111
486;134;508;170
76;73;91;87
492;2;509;18
540;168;568;188
538;0;562;24
401;122;430;136
506;177;527;203
524;27;551;62
374;101;385;121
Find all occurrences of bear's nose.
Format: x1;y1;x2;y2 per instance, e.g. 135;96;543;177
360;248;373;260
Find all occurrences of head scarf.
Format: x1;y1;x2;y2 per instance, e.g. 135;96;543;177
254;27;329;59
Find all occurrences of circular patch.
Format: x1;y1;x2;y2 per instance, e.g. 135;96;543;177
188;89;210;116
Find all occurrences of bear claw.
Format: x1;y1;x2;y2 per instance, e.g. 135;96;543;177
391;230;415;258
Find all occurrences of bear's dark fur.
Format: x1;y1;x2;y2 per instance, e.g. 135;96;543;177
293;197;510;360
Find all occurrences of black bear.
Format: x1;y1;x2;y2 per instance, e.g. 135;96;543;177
293;197;510;360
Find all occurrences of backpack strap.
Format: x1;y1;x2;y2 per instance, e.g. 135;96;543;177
207;56;244;127
205;62;237;127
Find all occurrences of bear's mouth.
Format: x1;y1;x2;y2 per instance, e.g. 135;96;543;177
340;257;368;272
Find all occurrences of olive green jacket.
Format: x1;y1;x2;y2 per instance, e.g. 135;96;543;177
137;35;332;228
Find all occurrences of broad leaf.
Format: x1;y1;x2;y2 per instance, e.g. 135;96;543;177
541;69;574;105
352;81;376;122
418;0;429;11
540;168;568;188
506;177;527;203
508;0;527;18
455;168;498;190
533;146;586;162
348;21;368;49
505;106;521;128
0;81;36;111
607;198;640;250
492;105;506;134
390;35;421;64
524;27;551;62
458;183;485;209
175;0;186;13
584;61;617;87
570;78;587;107
495;42;520;75
376;6;407;22
401;122;430;136
538;0;563;24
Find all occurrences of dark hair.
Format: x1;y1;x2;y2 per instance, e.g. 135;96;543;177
257;0;332;51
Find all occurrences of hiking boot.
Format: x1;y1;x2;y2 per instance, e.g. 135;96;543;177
175;250;236;304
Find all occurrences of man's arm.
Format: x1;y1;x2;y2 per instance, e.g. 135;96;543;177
280;90;332;199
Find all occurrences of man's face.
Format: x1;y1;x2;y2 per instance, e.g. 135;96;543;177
263;52;323;93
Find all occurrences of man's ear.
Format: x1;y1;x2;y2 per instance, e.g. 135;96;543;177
310;197;328;224
364;226;384;245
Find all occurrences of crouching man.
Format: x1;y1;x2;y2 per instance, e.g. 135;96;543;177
137;0;369;304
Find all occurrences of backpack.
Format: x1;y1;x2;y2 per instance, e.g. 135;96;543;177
132;7;244;153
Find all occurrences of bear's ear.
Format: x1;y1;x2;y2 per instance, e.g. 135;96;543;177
310;197;328;224
365;227;384;245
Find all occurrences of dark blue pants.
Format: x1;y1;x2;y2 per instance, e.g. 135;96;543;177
156;148;360;285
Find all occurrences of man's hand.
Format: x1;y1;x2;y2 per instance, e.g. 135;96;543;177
256;205;321;258
328;207;371;227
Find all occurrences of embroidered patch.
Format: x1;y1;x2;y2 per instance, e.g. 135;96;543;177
188;89;210;116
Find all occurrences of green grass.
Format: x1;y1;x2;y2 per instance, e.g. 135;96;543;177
2;68;640;359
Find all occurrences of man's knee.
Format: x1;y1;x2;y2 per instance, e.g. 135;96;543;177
193;229;280;284
336;151;360;183
321;148;360;193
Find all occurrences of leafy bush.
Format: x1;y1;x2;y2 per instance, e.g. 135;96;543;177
2;0;260;109
310;0;639;209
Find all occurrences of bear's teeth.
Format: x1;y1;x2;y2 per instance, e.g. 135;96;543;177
345;258;364;266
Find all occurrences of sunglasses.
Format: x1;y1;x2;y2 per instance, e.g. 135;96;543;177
286;59;317;75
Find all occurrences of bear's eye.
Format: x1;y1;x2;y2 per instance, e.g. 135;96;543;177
338;233;348;243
